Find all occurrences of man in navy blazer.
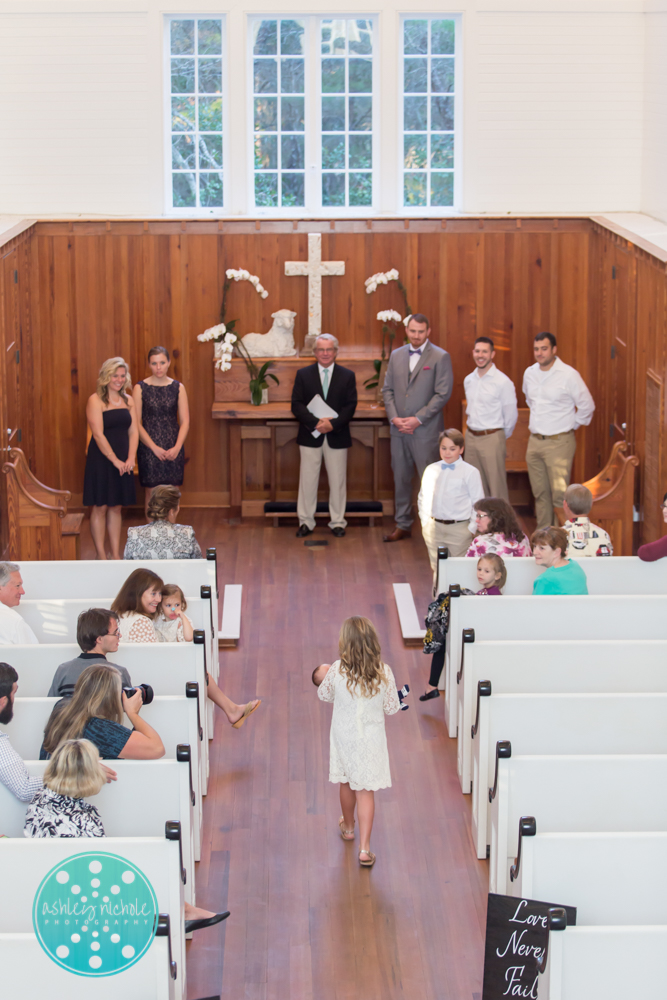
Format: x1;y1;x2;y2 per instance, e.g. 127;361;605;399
291;334;357;538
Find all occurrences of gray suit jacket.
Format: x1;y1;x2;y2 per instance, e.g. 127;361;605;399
381;341;453;443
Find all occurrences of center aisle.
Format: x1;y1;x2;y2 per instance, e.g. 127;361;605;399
84;514;488;999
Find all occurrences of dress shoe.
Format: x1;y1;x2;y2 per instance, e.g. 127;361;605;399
419;689;440;702
331;527;346;537
383;526;412;543
185;911;230;933
296;524;313;537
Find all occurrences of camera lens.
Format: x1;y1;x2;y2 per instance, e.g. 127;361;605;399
139;683;154;706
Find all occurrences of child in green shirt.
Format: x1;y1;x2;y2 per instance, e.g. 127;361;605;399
532;526;588;595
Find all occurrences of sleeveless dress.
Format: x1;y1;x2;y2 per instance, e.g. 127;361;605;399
137;380;185;487
83;408;136;507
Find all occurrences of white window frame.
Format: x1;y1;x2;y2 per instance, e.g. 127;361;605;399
398;13;462;216
248;13;379;217
163;13;229;217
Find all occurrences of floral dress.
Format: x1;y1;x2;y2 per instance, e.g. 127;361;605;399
24;787;105;838
124;520;202;560
465;531;532;558
317;660;400;791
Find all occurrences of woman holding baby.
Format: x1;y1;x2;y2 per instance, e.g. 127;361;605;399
315;617;400;867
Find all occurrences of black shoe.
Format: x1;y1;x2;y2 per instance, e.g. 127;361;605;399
419;689;440;702
185;911;230;933
331;527;346;537
296;524;313;537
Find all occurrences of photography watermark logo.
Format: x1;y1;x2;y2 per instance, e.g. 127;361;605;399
32;851;158;977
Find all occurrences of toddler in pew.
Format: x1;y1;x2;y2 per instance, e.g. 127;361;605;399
24;739;106;838
154;584;194;643
474;554;506;595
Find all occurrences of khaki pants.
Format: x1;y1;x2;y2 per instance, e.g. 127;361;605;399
297;440;348;530
526;430;576;528
464;430;508;501
422;518;473;573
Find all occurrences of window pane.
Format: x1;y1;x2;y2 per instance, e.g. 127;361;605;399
322;96;345;130
431;134;454;168
322;135;345;169
431;96;454;131
349;172;372;205
404;135;427;169
254;135;277;169
198;20;221;55
431;172;453;206
254;59;277;94
254;20;277;55
199;134;223;168
349;20;372;55
349;58;372;93
254;97;278;131
172;97;195;131
282;134;304;169
200;172;224;206
349;96;371;131
322;172;345;206
404;58;427;93
321;19;346;55
431;20;455;55
349;134;371;168
255;173;278;206
199;97;222;131
172;134;196;169
171;59;194;94
173;172;196;207
404;96;427;131
281;172;305;205
281;96;304;131
431;58;454;94
404;173;427;206
171;20;194;55
322;58;345;93
404;20;428;55
280;19;304;55
281;58;304;93
199;59;222;94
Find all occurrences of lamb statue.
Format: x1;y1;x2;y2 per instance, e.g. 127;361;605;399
240;309;298;357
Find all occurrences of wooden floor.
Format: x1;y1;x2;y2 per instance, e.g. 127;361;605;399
81;512;490;1000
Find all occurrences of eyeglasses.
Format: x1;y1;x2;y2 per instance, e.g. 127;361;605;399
661;504;667;510
475;512;488;519
108;629;121;638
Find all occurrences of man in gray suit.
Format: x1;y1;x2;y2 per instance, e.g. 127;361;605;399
381;314;454;541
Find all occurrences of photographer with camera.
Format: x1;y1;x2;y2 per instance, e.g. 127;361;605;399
41;664;164;761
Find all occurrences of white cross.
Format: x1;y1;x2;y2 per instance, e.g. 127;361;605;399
284;233;345;340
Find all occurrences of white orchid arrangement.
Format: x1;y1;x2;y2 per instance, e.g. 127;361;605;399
364;269;399;294
376;309;403;325
226;268;269;299
198;266;270;371
363;269;414;394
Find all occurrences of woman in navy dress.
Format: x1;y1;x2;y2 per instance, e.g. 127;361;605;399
83;357;138;560
133;346;190;514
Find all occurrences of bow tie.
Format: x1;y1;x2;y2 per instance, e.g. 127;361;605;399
409;349;422;356
441;462;457;471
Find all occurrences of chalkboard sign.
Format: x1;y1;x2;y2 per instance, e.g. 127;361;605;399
482;893;577;999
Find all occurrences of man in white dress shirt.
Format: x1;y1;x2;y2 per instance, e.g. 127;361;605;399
522;333;595;529
463;337;518;501
0;563;38;645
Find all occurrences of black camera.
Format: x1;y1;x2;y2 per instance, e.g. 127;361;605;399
122;683;154;706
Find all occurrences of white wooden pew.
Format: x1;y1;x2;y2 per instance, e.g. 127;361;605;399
2;641;211;794
472;691;667;861
511;832;667;926
1;695;204;857
457;638;667;794
436;551;667;597
0;836;185;1000
489;754;667;893
543;923;666;1000
0;759;197;904
444;594;667;735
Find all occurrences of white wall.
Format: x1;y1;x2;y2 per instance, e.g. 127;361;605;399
641;3;667;222
0;0;647;218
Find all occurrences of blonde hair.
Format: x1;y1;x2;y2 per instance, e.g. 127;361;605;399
161;583;187;611
147;485;181;521
338;617;385;698
44;739;105;799
96;357;132;405
478;553;507;590
43;665;123;755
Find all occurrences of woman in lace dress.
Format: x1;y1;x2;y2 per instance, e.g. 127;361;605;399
124;485;202;560
112;568;261;730
133;346;190;514
317;617;400;867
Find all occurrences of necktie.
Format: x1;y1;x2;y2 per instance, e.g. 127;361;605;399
440;462;457;471
322;367;329;400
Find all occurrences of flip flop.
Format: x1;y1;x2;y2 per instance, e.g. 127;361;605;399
231;699;261;729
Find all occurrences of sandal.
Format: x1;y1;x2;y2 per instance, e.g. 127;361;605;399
231;699;261;729
359;849;376;867
339;817;355;841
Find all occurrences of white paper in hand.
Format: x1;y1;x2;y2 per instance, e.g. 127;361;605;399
307;393;339;438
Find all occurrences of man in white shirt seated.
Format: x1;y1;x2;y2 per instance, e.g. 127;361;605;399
463;336;518;501
0;562;38;645
562;483;613;557
522;333;595;528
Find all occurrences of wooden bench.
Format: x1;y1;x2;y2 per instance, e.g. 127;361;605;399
1;448;83;560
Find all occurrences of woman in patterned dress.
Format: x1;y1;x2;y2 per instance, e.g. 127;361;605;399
465;497;532;558
133;346;190;514
25;739;106;838
124;485;202;560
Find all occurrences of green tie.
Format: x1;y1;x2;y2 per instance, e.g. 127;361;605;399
322;367;329;400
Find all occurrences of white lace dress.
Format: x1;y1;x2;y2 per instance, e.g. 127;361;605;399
317;659;400;791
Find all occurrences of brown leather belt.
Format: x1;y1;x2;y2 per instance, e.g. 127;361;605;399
433;518;469;525
530;430;575;440
466;427;502;436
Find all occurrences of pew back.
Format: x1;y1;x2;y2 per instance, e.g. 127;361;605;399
545;925;666;1000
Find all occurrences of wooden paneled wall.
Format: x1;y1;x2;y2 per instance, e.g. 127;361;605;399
2;216;667;549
